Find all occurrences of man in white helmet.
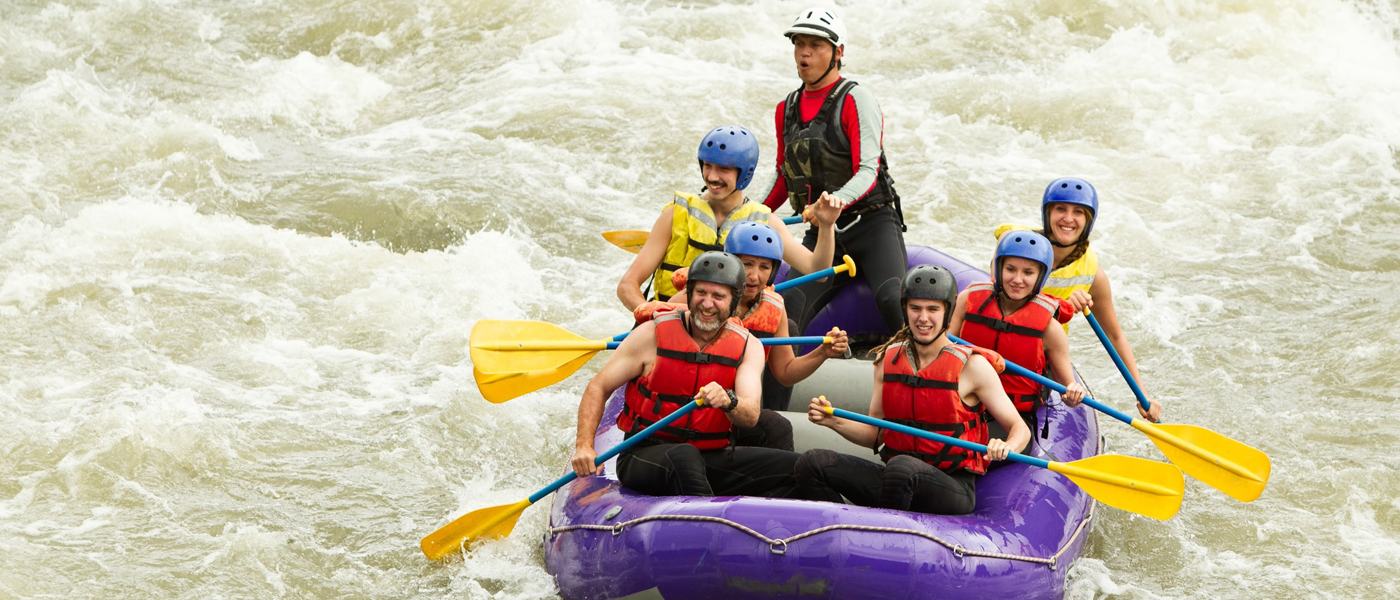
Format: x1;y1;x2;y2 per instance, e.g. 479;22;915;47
750;7;909;350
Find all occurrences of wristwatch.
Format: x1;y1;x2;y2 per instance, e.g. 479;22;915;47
720;389;739;413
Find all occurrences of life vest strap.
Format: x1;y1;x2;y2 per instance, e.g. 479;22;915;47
625;415;732;443
687;238;723;253
635;381;696;414
882;373;959;390
885;413;985;437
656;348;742;368
963;312;1046;338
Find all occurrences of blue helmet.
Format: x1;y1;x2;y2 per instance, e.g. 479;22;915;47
725;221;784;285
698;126;760;190
724;221;783;263
1041;177;1098;242
994;230;1054;296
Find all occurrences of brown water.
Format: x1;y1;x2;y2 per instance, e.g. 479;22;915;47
2;1;1398;598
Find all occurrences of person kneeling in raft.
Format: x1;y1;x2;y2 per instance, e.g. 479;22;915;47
616;125;841;309
639;221;851;451
947;231;1085;460
795;266;1029;515
573;252;801;498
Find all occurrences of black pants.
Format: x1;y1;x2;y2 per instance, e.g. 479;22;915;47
781;205;908;338
793;449;977;515
617;442;800;498
734;409;795;452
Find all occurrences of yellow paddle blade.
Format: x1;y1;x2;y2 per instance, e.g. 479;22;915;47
1049;454;1185;521
602;230;649;254
421;499;532;561
1136;421;1271;502
469;320;604;374
474;352;595;403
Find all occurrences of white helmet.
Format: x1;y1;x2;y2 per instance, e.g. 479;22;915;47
783;7;847;47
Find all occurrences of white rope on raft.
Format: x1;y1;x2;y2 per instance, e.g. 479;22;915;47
548;502;1095;570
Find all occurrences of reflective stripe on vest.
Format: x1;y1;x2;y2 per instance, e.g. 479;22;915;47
878;343;1004;475
958;282;1056;413
618;312;749;450
652;192;771;300
780;79;897;214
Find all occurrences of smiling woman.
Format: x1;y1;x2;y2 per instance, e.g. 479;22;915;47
995;178;1162;422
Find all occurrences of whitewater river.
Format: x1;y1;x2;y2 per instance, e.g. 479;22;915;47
2;1;1397;598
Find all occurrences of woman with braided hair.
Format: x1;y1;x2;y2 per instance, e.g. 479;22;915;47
994;177;1162;422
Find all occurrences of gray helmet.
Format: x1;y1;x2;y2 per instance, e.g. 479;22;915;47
901;265;959;331
686;251;746;317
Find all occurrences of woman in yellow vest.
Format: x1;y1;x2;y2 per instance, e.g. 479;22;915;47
616;125;840;309
994;177;1163;422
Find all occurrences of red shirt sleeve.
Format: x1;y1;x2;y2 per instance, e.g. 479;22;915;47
762;100;789;210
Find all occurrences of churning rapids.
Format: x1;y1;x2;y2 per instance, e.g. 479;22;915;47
2;1;1398;598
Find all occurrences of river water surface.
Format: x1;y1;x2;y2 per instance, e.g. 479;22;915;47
2;1;1398;598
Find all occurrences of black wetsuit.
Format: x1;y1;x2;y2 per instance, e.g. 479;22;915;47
617;440;799;498
793;449;977;515
781;205;908;341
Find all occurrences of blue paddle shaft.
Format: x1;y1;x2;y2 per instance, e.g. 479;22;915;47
828;407;1049;469
946;334;1137;426
1081;312;1153;413
529;400;703;503
781;214;803;225
940;331;1136;425
776;267;842;291
604;336;825;350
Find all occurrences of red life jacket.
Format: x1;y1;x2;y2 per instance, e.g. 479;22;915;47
958;282;1058;414
741;287;785;359
879;342;1005;475
617;312;750;450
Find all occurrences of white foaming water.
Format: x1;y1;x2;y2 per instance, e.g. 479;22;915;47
2;0;1399;598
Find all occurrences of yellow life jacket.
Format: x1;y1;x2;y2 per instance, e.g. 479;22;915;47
994;223;1099;332
653;192;772;300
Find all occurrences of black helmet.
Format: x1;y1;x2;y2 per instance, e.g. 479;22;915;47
901;265;959;332
686;251;746;317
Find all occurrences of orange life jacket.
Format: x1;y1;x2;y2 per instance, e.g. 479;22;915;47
741;287;785;358
879;343;1005;475
958;283;1059;413
617;312;750;450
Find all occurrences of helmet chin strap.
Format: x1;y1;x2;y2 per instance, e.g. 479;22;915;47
810;41;840;86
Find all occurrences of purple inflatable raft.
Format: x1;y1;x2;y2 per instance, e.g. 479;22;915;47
544;246;1101;600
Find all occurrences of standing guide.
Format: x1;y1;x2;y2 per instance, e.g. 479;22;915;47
749;7;910;347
